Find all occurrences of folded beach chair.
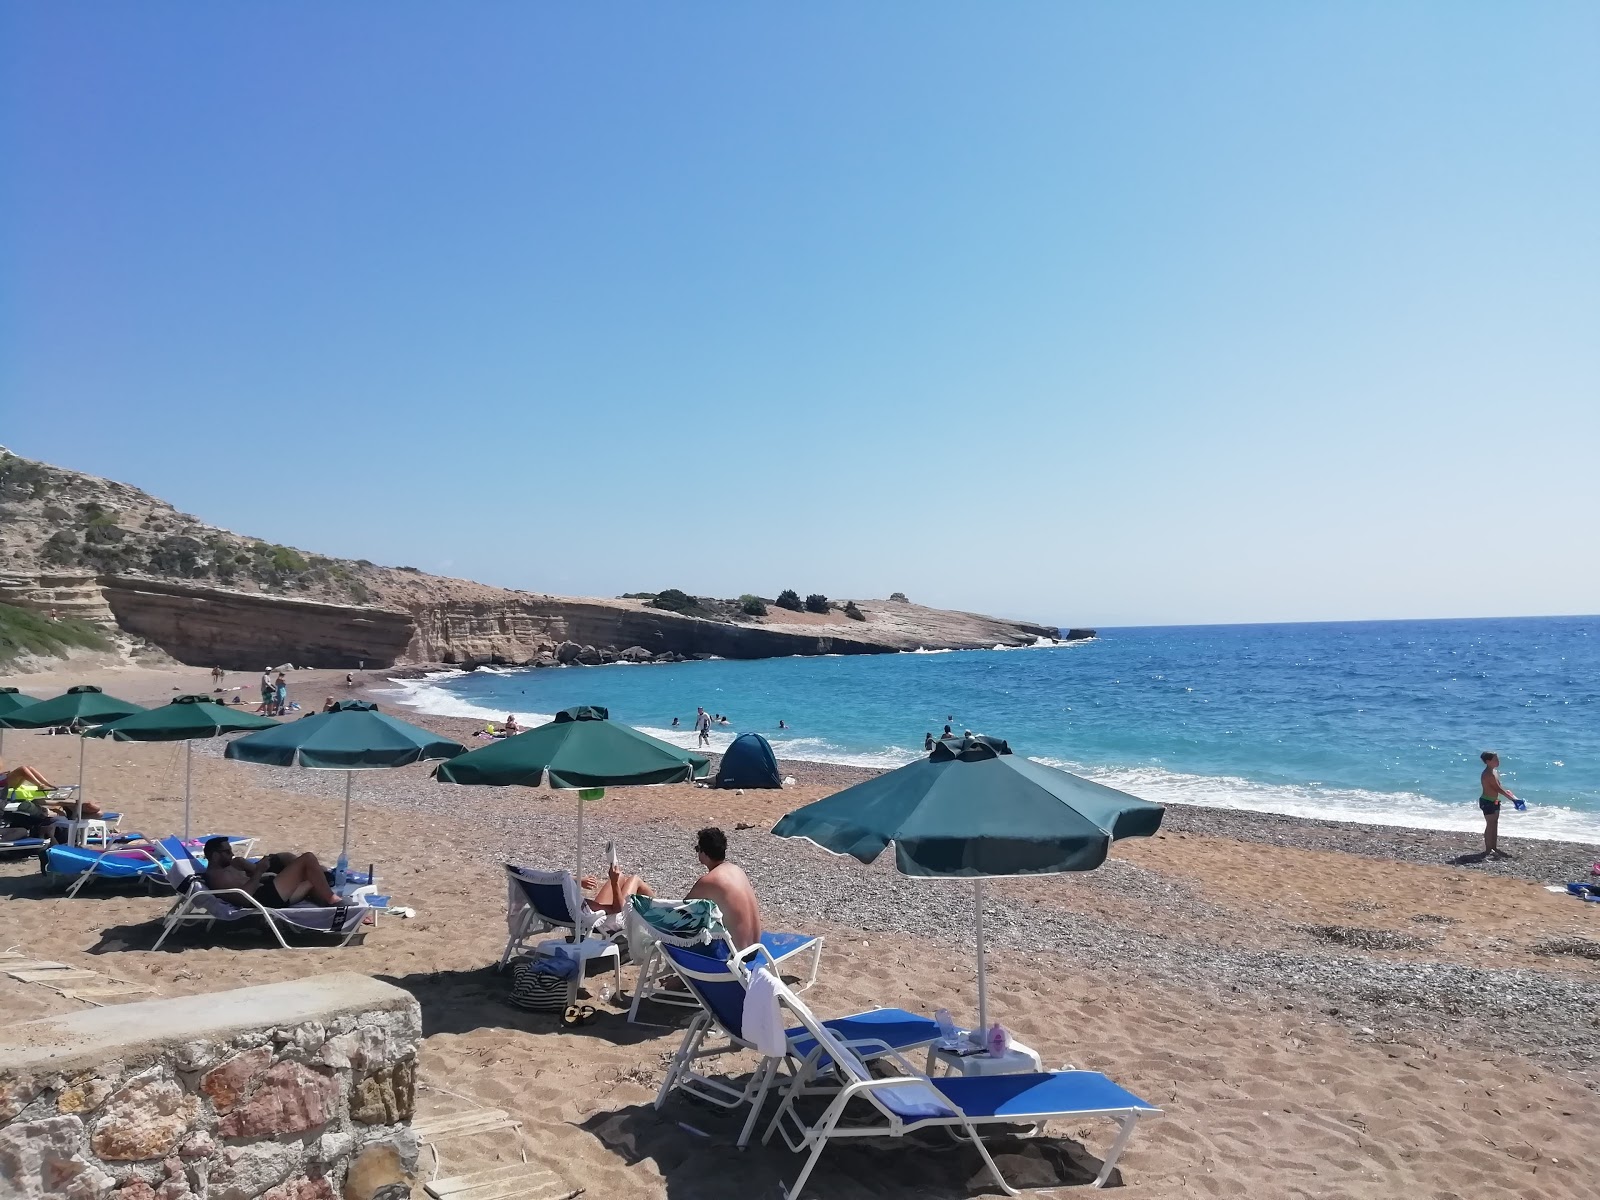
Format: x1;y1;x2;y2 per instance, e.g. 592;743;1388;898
625;896;823;1023
758;978;1161;1197
152;836;373;950
499;864;625;997
652;936;941;1148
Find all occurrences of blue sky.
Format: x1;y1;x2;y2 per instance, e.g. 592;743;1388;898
3;3;1596;627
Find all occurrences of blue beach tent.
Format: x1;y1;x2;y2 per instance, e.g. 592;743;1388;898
714;732;782;789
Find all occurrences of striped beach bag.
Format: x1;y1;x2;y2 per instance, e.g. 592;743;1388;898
508;953;576;1012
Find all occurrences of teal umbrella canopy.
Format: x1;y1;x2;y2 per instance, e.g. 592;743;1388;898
224;701;464;770
86;695;281;838
0;688;37;720
86;695;281;741
0;685;146;729
772;735;1163;877
434;706;710;789
772;734;1165;1033
225;701;464;864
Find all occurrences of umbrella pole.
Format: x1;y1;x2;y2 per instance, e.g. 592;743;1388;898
575;794;584;880
341;770;353;864
77;735;86;823
183;740;193;840
974;877;989;1037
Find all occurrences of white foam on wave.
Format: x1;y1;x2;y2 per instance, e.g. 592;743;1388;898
1033;758;1600;845
379;676;558;727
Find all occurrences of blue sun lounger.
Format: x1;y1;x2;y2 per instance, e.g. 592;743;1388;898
760;976;1162;1197
654;939;941;1148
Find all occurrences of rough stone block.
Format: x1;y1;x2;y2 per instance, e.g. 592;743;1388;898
339;1142;412;1200
58;1074;116;1116
91;1077;201;1162
199;1046;272;1114
210;1142;302;1200
0;1114;114;1200
347;1061;414;1126
0;1077;41;1122
215;1062;338;1139
260;1176;337;1200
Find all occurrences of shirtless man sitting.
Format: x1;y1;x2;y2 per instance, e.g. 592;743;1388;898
686;826;762;949
202;836;339;908
582;827;762;949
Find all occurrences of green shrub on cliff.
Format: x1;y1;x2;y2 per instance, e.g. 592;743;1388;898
651;588;703;615
804;593;830;614
843;601;866;621
774;589;802;612
739;594;768;616
0;603;112;667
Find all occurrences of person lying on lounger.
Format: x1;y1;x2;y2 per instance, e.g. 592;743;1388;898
202;836;339;908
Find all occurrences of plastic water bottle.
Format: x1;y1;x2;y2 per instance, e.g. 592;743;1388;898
935;1008;957;1045
334;854;348;892
986;1023;1011;1057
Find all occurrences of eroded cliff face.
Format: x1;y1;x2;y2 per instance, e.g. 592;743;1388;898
101;577;414;669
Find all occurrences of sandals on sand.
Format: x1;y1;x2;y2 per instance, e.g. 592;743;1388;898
562;1004;597;1028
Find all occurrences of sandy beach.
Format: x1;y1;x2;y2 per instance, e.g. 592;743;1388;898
3;662;1598;1199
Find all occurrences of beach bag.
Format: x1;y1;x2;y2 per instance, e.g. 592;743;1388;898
508;953;576;1012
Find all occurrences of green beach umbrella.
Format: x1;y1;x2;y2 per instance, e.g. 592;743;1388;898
86;695;281;837
0;688;37;760
0;686;148;820
225;700;464;867
772;734;1165;1033
434;705;710;878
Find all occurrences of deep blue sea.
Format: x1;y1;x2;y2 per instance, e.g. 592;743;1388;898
387;616;1600;844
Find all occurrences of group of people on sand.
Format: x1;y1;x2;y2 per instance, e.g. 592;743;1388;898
189;824;762;949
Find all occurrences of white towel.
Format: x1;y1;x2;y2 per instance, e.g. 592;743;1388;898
742;966;787;1057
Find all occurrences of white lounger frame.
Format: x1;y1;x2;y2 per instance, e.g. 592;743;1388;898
154;885;370;950
761;981;1159;1198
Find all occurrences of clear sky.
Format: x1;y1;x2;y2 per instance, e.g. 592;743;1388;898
3;3;1596;628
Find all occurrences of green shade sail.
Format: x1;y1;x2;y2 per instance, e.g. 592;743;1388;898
85;694;281;741
0;685;146;730
771;735;1164;877
85;695;282;839
433;706;710;789
225;700;465;865
224;700;464;770
0;688;37;720
772;734;1164;1035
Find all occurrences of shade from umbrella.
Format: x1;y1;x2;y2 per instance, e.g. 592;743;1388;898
225;700;464;866
0;688;36;760
86;695;281;837
0;685;148;819
772;734;1164;1032
434;705;710;876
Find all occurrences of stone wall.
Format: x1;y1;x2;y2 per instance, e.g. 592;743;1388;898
0;974;419;1200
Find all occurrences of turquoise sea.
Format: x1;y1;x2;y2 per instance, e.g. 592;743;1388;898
387;616;1600;844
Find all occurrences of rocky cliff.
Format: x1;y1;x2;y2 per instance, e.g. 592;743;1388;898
0;448;1065;669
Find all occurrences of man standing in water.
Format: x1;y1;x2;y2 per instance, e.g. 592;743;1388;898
695;707;712;748
1478;750;1521;859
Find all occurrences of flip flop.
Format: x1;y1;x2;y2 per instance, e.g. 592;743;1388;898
562;1004;596;1028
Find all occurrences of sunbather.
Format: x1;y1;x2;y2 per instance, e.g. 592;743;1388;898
202;836;338;907
3;765;55;791
685;826;762;949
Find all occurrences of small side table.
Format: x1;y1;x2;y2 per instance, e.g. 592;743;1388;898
534;937;624;1005
927;1037;1044;1078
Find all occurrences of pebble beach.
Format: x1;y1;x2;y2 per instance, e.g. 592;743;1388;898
3;662;1598;1199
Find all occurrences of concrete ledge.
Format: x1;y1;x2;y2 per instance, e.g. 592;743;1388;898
0;973;413;1076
